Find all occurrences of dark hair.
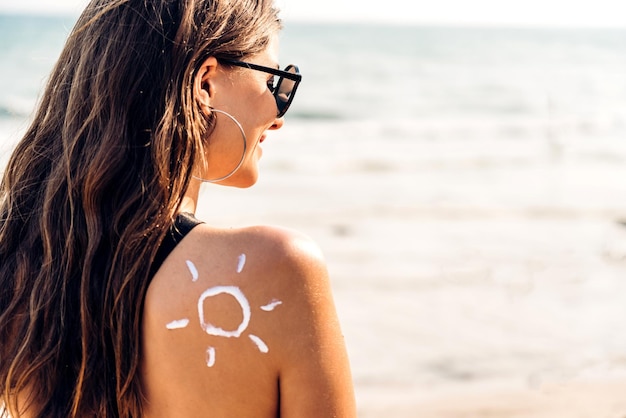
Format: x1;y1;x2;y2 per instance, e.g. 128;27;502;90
0;0;280;416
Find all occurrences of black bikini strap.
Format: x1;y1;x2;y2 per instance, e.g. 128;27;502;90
150;212;203;278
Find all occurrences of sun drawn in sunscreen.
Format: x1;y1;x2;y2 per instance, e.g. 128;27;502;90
166;254;282;367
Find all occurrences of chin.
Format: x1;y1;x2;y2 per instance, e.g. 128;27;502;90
217;169;259;188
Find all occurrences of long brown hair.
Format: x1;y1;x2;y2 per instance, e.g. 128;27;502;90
0;0;280;416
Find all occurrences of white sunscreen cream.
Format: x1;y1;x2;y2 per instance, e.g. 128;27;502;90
206;346;216;367
249;334;269;353
260;299;283;312
165;319;190;330
198;286;251;338
186;260;199;282
237;253;246;273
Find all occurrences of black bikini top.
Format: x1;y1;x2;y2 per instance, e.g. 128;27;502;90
150;212;203;278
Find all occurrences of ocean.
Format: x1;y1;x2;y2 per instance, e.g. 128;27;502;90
2;13;626;413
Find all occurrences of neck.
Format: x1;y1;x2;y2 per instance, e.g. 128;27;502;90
179;178;202;214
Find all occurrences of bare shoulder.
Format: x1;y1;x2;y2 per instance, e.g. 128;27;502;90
230;224;329;290
141;223;354;417
229;223;326;267
143;223;327;333
170;223;329;298
146;223;326;299
223;225;357;418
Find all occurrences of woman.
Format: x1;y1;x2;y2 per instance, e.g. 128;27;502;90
0;0;356;416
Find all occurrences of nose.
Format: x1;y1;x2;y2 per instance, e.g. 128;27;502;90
268;115;284;130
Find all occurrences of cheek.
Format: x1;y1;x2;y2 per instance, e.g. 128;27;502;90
257;91;278;123
241;93;276;134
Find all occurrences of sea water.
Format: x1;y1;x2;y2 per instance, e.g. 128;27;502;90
2;16;626;169
2;12;626;403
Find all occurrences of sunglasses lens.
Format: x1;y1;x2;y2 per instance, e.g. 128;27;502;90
275;65;299;117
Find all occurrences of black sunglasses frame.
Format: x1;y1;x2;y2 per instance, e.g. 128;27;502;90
218;58;302;118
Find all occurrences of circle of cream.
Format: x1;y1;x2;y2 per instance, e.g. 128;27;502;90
197;286;251;338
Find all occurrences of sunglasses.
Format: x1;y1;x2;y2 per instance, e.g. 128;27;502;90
218;58;302;118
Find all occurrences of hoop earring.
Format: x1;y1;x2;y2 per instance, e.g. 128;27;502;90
194;108;248;183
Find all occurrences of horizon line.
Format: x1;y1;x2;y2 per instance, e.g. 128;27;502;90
0;10;625;31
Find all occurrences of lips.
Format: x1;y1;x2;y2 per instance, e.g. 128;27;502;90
259;134;267;143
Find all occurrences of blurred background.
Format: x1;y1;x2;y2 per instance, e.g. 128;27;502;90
2;1;626;416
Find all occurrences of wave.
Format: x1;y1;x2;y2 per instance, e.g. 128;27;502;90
289;110;344;121
0;105;30;120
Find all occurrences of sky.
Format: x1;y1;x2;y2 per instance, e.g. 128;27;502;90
0;0;625;28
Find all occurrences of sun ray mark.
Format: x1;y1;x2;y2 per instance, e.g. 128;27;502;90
260;299;283;312
206;346;216;367
237;253;246;273
166;318;190;330
249;334;269;353
186;260;199;282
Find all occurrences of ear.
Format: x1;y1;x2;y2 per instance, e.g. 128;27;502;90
194;56;219;108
